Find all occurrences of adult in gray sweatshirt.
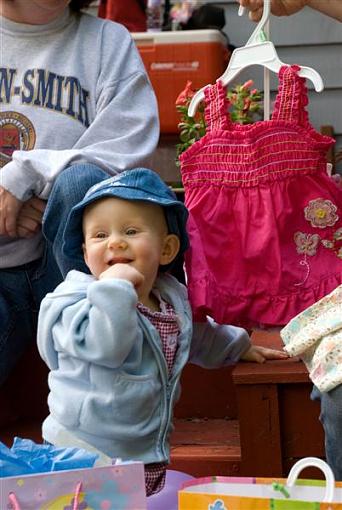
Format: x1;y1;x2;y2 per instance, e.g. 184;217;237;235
0;0;159;384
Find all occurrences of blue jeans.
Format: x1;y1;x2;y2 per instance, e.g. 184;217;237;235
311;385;342;481
0;164;108;385
0;249;62;386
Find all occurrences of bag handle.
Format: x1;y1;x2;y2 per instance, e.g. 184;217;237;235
73;481;82;510
286;457;335;503
8;481;83;510
8;493;21;510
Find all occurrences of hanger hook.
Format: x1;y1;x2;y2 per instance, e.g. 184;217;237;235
246;0;271;45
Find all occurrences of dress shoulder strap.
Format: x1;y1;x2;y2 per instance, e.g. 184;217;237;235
272;65;310;127
204;80;231;133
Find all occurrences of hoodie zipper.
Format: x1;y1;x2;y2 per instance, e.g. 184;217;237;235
139;316;170;459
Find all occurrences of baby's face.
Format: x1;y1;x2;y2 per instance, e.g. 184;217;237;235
82;197;178;298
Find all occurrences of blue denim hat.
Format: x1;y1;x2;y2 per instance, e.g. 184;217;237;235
62;168;189;269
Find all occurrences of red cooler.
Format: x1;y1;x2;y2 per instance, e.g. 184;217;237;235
133;29;228;133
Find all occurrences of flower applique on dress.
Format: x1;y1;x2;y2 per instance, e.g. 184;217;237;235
294;197;340;285
180;65;342;329
321;228;342;259
304;198;339;228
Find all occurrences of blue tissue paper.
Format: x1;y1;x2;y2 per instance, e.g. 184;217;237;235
0;437;98;478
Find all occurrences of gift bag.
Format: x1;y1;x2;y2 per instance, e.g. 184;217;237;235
179;457;342;509
1;461;146;510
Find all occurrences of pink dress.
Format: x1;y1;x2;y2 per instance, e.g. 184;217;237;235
180;65;342;329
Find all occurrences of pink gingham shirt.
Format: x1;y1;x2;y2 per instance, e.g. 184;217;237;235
137;294;180;495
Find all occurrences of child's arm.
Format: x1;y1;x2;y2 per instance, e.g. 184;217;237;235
190;319;287;368
37;274;140;369
190;320;251;368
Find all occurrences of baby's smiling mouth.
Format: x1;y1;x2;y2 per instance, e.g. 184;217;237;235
107;257;132;266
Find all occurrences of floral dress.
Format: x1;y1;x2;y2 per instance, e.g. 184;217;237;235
281;285;342;393
180;65;342;329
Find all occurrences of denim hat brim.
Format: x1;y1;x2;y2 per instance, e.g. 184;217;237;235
62;170;189;270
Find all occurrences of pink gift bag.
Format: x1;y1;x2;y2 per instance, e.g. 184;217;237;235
1;461;146;510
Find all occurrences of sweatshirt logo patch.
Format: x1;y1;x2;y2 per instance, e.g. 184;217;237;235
0;111;36;167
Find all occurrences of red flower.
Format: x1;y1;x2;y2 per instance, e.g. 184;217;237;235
241;79;254;90
229;92;237;104
175;80;195;106
243;98;251;112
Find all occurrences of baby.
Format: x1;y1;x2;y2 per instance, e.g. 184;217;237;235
37;168;286;495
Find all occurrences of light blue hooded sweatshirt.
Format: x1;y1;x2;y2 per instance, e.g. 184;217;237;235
37;270;250;464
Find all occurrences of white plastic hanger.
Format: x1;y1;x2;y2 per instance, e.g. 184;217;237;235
187;0;324;118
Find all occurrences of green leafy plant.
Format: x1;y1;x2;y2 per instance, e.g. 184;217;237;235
175;79;263;163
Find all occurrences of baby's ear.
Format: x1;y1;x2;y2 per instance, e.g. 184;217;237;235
160;234;180;266
82;243;89;265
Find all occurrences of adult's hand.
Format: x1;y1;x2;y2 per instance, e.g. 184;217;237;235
0;186;23;237
238;0;342;22
238;0;306;20
17;197;46;238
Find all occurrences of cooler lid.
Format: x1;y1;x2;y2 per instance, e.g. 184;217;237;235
132;29;226;46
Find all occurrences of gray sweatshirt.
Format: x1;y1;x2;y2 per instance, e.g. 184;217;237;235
0;8;159;267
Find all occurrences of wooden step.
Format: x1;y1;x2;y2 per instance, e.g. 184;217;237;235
170;418;241;477
232;330;325;478
174;364;237;419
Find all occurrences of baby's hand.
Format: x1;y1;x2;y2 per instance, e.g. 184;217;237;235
99;263;144;289
240;345;289;364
